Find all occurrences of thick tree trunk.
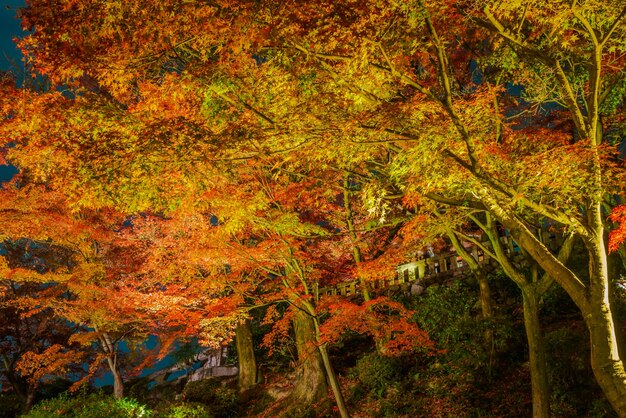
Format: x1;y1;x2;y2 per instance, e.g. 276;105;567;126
107;356;124;399
586;236;626;417
235;319;258;392
520;285;551;418
5;371;32;412
288;310;328;408
587;302;626;417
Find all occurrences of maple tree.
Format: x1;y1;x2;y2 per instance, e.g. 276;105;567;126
120;164;435;417
0;242;85;412
262;4;626;414
117;212;261;393
0;76;435;416
4;0;626;416
0;182;177;400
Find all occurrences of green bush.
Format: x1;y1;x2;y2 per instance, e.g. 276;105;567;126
182;380;239;418
182;379;220;404
23;393;151;418
354;352;401;396
158;403;211;418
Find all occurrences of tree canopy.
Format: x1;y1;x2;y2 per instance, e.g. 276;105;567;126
1;1;626;416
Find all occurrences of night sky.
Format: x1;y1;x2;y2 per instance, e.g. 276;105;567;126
0;1;24;71
0;0;25;183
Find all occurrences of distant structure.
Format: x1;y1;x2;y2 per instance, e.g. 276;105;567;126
147;347;237;388
316;229;563;299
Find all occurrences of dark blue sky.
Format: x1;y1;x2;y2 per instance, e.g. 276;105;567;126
0;0;24;183
0;1;25;72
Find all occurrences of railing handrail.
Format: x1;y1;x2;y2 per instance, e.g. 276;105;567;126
315;229;565;299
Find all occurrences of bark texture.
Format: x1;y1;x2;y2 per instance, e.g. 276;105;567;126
521;285;551;418
287;310;328;408
107;356;124;399
235;319;258;392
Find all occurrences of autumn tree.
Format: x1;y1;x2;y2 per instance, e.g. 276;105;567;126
2;38;433;418
10;0;626;415
0;181;169;399
0;241;85;412
119;166;430;416
118;212;262;393
432;208;577;416
259;3;626;415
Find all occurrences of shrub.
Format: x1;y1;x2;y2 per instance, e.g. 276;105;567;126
23;393;151;418
182;379;220;404
206;387;239;418
182;379;239;418
354;352;401;396
158;403;211;418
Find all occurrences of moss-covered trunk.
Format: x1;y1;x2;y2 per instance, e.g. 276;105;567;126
476;270;495;375
235;318;258;392
288;309;328;408
520;284;551;418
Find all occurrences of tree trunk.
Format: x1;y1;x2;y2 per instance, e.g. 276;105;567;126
96;327;124;399
22;388;35;413
343;175;372;302
520;284;551;418
473;212;552;416
443;226;495;370
288;309;328;408
5;370;32;412
310;310;350;418
476;270;495;376
107;356;124;399
235;319;258;392
318;344;350;418
478;192;626;416
586;235;626;416
587;302;626;416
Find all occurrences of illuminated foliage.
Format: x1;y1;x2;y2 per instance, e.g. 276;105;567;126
1;0;625;415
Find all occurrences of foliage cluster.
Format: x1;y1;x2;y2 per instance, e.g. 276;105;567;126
182;380;240;418
22;393;151;418
1;0;626;416
22;392;228;418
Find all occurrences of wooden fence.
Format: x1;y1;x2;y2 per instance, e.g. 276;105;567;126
314;229;563;300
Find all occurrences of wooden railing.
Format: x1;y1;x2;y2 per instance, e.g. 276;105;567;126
314;248;483;300
314;230;564;300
